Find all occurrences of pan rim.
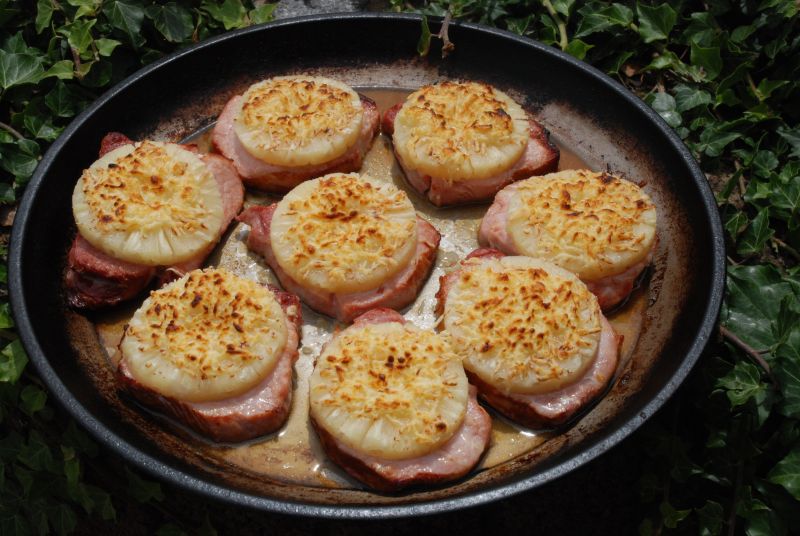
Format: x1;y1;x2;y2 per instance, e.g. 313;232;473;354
9;12;726;519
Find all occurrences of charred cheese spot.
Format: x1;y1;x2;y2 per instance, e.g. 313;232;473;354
392;81;529;181
443;256;601;395
71;141;223;266
507;170;657;279
309;321;468;460
120;268;288;403
233;76;363;167
269;173;418;293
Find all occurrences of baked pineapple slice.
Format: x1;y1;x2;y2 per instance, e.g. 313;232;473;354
269;173;418;294
443;256;602;395
309;321;468;460
506;170;658;280
72;141;224;266
120;268;288;403
233;75;363;167
392;81;530;182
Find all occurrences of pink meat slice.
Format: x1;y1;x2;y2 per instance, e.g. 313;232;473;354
478;182;652;311
117;288;302;443
311;308;492;491
384;105;559;206
436;249;621;428
65;134;245;308
237;204;441;323
212;94;380;193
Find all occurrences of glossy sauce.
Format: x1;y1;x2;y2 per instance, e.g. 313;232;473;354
95;88;647;488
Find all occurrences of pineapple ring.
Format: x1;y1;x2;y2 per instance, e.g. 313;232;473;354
309;322;469;460
120;268;288;403
233;75;363;167
506;170;658;280
269;173;418;294
392;81;530;182
443;256;602;395
72;141;224;266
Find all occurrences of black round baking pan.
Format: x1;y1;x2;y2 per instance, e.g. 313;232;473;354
9;13;725;518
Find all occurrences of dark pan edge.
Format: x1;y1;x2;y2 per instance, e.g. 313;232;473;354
9;12;726;519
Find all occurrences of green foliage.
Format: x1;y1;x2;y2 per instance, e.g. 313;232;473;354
0;1;276;533
405;0;800;533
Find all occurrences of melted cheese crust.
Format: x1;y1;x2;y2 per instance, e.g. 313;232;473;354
506;170;657;279
443;256;601;395
72;141;224;266
309;322;468;460
392;81;529;181
233;76;363;167
121;268;288;403
269;173;418;294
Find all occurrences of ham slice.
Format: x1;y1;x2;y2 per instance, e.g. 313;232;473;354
383;103;559;206
478;182;652;310
212;94;380;193
311;309;492;491
436;249;621;428
117;287;301;443
237;204;440;323
65;133;245;309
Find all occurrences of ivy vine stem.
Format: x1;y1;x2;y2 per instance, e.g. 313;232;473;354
719;325;779;388
0;121;24;141
541;0;568;50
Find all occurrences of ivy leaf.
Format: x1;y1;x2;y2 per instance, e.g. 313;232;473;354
659;500;691;529
0;302;13;329
147;2;194;43
696;500;724;536
46;504;77;536
35;0;54;34
768;447;800;501
690;42;722;80
42;60;74;80
647;92;682;128
564;39;592;61
125;466;165;503
104;0;146;49
201;0;247;31
0;139;41;180
19;385;46;416
636;3;677;43
17;431;54;471
0;51;44;89
95;37;121;57
417;16;432;56
716;360;766;407
777;127;800;159
574;4;634;38
0;340;28;383
737;208;774;256
44;81;79;117
776;357;800;418
248;3;275;25
673;84;712;112
59;18;96;57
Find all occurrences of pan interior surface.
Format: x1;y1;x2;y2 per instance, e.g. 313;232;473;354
9;14;724;517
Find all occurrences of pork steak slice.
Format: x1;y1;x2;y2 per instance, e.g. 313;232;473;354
310;308;492;491
117;287;302;443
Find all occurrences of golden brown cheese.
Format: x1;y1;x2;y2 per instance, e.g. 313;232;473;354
269;173;418;293
392;81;529;181
233;76;363;166
443;256;601;395
120;268;288;403
507;170;657;279
309;322;468;460
71;141;223;266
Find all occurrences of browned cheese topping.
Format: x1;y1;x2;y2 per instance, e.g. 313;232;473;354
309;322;468;460
507;170;657;280
443;256;602;394
120;268;288;403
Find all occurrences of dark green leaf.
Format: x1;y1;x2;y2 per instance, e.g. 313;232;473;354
0;340;28;383
574;4;634;38
777;127;800;158
696;500;724;536
0;51;44;89
42;60;74;80
673;84;712;112
68;0;101;19
0;302;13;328
715;359;766;407
506;16;532;36
35;0;54;34
0;139;41;180
636;3;677;43
659;500;691;529
19;385;46;416
202;0;246;31
0;513;30;536
17;431;53;471
59;19;96;56
564;39;592;61
104;0;146;48
725;210;748;240
776;357;800;418
647;92;681;128
44;81;78;117
148;2;194;43
417;16;432;56
157;524;188;536
690;42;722;80
737;208;774;256
95;37;121;57
249;3;275;25
46;504;77;536
125;466;164;503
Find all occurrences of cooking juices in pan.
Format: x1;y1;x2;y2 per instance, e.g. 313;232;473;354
89;88;649;489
